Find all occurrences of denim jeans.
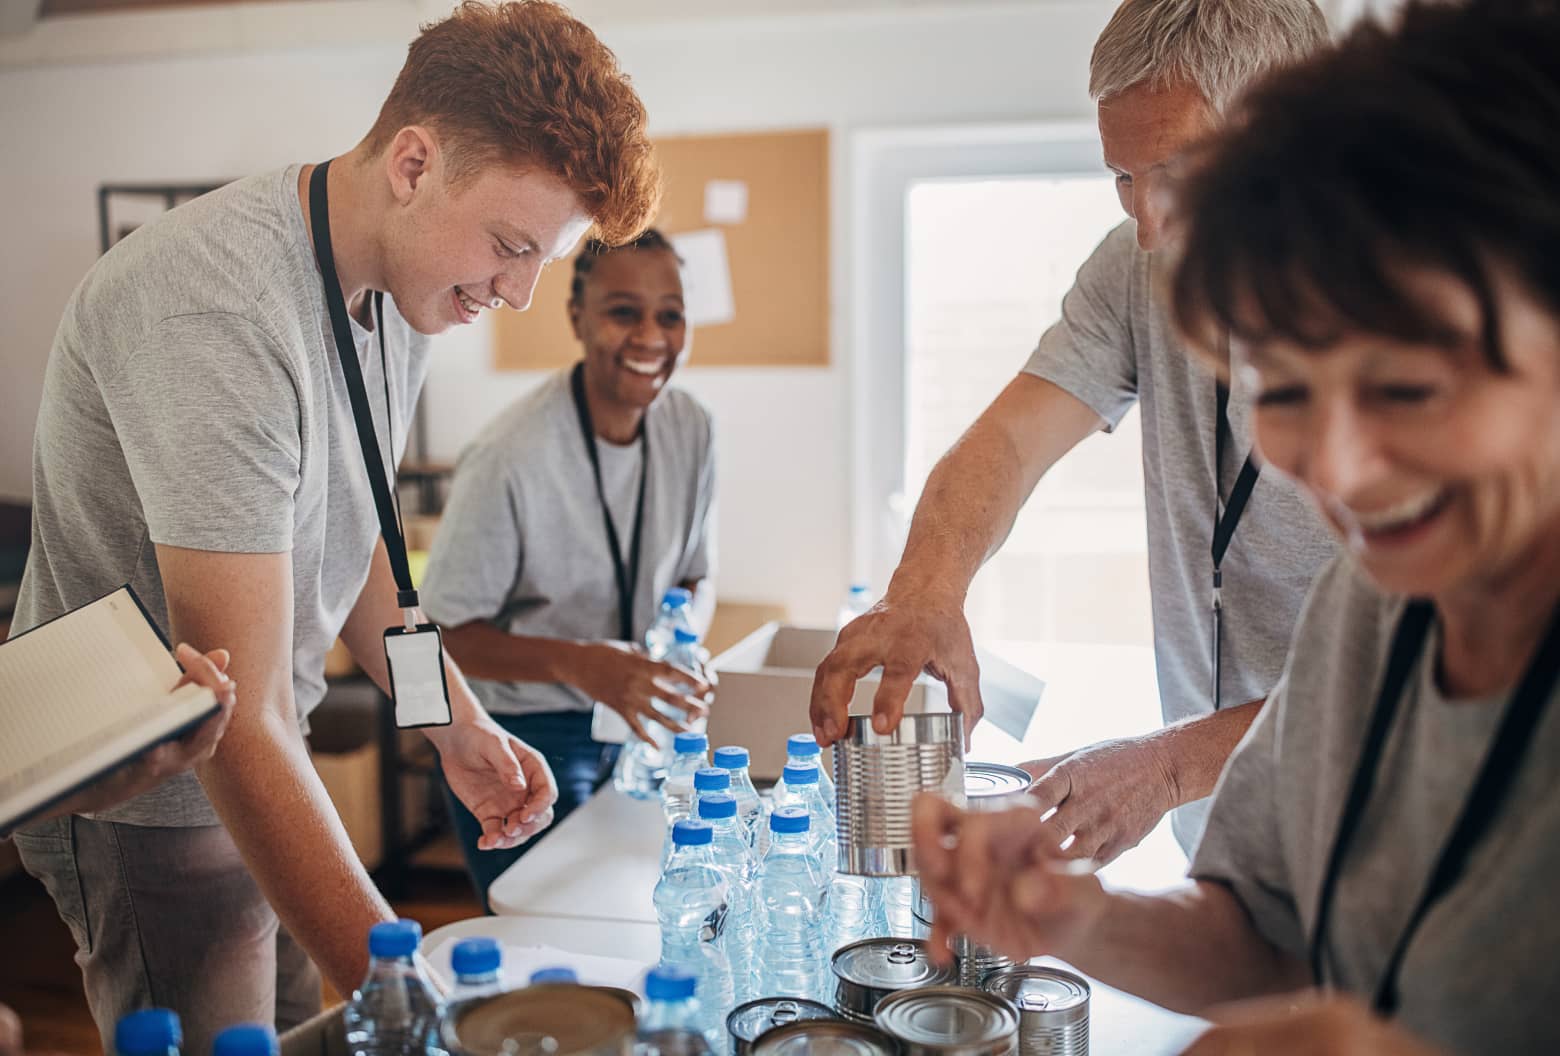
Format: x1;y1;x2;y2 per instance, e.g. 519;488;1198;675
439;709;618;912
11;815;320;1055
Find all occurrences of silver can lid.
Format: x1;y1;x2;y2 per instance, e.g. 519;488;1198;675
982;965;1089;1017
752;1020;901;1056
873;986;1018;1054
832;938;955;990
728;998;836;1044
445;985;635;1056
963;762;1032;800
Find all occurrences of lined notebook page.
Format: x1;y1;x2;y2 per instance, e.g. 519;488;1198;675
0;588;185;780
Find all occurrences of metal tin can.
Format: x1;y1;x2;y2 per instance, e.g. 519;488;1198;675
834;710;964;875
981;966;1089;1056
751;1019;904;1055
441;984;636;1056
728;997;837;1056
953;936;1014;988
963;762;1034;805
832;938;959;1023
873;985;1020;1056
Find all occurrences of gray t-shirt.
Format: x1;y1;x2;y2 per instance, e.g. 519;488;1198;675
1192;556;1560;1054
419;368;716;716
13;165;429;827
1023;220;1336;849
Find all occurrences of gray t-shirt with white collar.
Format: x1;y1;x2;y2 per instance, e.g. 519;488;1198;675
14;164;429;828
419;368;716;717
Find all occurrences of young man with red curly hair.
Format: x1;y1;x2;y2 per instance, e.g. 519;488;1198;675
8;2;659;1048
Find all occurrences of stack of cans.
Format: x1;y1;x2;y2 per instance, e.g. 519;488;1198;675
831;938;958;1024
872;985;1020;1056
982;966;1090;1056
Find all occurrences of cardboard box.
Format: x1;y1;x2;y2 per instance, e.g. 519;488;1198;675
706;623;950;782
279;1004;347;1056
704;599;789;657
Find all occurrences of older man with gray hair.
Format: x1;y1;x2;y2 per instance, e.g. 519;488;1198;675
812;0;1336;862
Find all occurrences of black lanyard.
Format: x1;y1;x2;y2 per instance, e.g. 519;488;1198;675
1309;599;1560;1014
307;160;418;614
568;362;649;643
1211;375;1261;710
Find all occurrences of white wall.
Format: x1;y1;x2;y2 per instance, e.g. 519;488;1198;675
0;2;1111;623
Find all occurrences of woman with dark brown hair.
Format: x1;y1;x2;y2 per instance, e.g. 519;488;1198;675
911;1;1560;1053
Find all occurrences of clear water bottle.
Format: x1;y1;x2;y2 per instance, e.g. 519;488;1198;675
528;966;578;985
212;1025;277;1056
653;819;733;1049
774;764;879;949
114;1009;181;1056
698;791;758;1004
784;733;835;807
663;732;710;825
835;583;872;631
645;588;696;661
637;966;712;1055
712;746;766;854
755;807;829;1003
449;937;505;1001
663;764;730;868
343;919;445;1056
772;765;836;867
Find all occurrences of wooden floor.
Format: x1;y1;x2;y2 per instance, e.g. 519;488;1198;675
0;860;482;1055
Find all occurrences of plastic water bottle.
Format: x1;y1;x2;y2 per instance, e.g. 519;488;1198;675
664;766;731;867
449;937;505;1001
653;819;733;1049
528;966;578;985
343;919;445;1056
713;746;766;854
645;588;696;661
785;733;835;807
637;966;712;1055
699;791;758;1003
663;732;710;825
773;765;836;867
774;764;880;948
211;1025;277;1056
755;807;829;1003
114;1009;181;1056
836;583;872;630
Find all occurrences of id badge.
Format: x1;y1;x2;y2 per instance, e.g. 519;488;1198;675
383;624;453;728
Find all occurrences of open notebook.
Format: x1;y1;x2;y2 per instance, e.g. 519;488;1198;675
0;585;218;833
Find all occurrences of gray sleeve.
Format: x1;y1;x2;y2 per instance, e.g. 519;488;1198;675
1021;224;1139;430
1189;676;1307;959
420;443;523;628
100;313;300;553
678;410;717;584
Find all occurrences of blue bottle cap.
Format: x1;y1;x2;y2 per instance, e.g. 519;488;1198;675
713;746;749;770
694;767;730;792
645;965;697;1001
698;792;737;819
663;587;693;609
672;819;714;846
673;732;708;755
787;733;820;757
673;628;700;644
781;764;819;786
770;806;810;834
212;1025;277;1056
451;937;501;977
115;1009;182;1056
529;966;578;984
368;919;421;958
849;583;870;594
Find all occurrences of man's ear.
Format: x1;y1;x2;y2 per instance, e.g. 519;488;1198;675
567;297;584;340
383;126;440;205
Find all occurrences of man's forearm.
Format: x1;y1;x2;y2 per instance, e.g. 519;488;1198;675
198;712;392;994
439;620;586;686
1059;880;1307;1014
1146;698;1264;806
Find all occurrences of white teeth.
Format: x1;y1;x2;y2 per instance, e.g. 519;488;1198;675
456;287;483;314
1352;490;1445;532
623;358;663;377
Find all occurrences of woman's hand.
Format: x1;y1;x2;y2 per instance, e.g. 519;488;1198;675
570;641;711;741
911;792;1110;965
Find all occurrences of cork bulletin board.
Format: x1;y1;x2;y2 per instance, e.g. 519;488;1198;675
492;127;830;370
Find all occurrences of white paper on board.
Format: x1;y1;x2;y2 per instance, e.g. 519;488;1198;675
669;228;736;327
703;179;749;224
